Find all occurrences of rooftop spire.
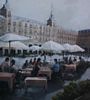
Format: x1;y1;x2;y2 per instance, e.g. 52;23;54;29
5;0;10;10
50;3;53;19
47;3;54;27
0;1;7;17
5;0;8;4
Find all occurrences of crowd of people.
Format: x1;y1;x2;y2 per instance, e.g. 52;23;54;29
0;55;87;95
0;56;85;79
63;56;84;64
0;57;42;76
0;57;17;73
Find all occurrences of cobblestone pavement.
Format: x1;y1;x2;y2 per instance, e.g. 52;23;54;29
0;80;63;100
1;68;90;100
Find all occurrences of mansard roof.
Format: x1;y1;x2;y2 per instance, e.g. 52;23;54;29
79;29;90;33
12;16;45;26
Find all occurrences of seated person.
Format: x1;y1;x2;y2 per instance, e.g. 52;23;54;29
73;57;77;63
32;58;37;66
79;56;84;62
43;53;46;63
22;60;29;69
63;57;68;64
36;58;42;67
76;56;85;73
10;59;21;85
31;58;41;77
10;59;17;73
28;59;33;67
0;57;10;72
68;57;73;64
0;65;2;72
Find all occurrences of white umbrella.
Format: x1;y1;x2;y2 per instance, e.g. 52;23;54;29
0;41;29;50
12;41;29;50
0;33;30;55
62;43;72;52
29;45;41;51
71;44;85;52
41;40;64;53
0;33;30;42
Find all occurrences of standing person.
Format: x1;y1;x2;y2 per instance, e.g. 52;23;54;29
52;59;60;73
51;59;60;79
0;57;10;72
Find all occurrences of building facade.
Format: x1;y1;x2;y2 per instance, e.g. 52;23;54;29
0;15;5;34
0;0;78;46
77;29;90;53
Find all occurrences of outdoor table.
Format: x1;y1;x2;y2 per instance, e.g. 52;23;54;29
38;67;52;80
19;68;33;76
64;64;76;71
20;68;33;72
24;77;47;92
0;72;15;92
19;71;31;77
20;67;52;80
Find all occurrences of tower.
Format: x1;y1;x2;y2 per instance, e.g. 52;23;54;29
47;9;53;27
0;0;12;32
0;0;11;17
5;0;11;18
0;3;7;17
47;4;56;27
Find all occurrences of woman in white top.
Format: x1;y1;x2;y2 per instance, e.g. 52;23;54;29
0;57;10;72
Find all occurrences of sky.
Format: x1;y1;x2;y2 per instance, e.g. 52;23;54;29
0;0;90;31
